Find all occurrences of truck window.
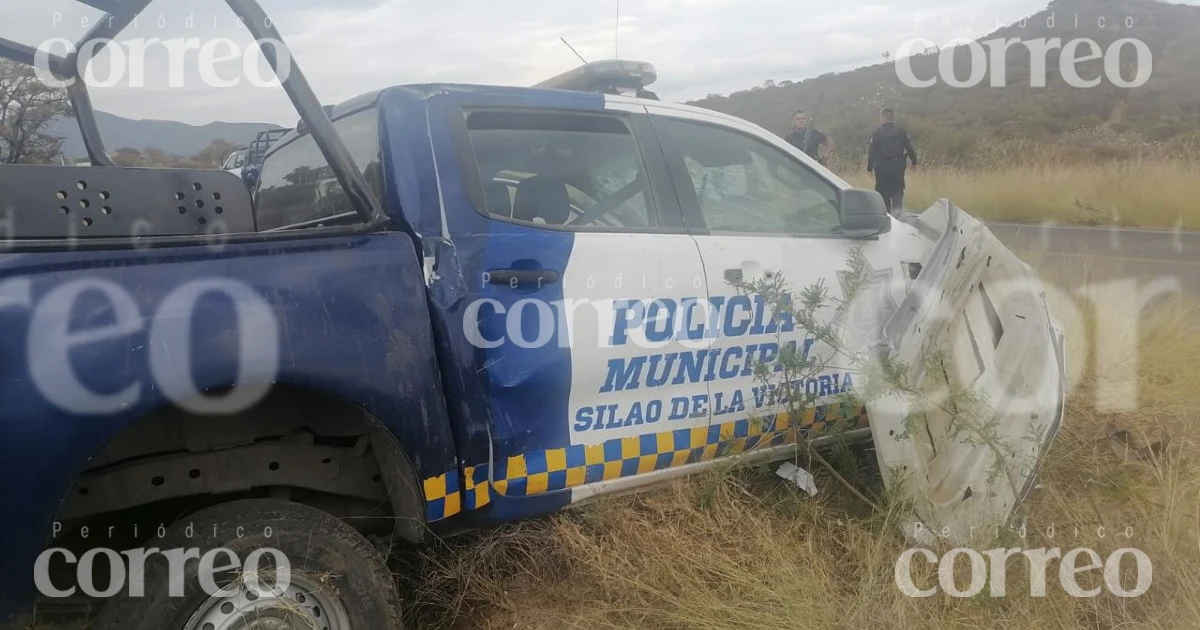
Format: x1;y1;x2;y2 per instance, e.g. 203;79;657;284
223;150;249;170
255;109;382;230
666;119;841;235
466;110;656;230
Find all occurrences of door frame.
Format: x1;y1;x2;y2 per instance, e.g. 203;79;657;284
426;90;732;519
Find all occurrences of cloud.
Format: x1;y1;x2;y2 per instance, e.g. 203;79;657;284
824;32;876;51
3;0;1198;125
1;0;100;48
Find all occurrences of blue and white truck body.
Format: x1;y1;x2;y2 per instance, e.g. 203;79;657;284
0;2;1066;626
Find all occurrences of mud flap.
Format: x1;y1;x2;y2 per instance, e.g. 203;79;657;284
868;200;1067;546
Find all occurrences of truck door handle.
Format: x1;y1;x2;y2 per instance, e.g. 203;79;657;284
487;269;561;287
724;268;743;284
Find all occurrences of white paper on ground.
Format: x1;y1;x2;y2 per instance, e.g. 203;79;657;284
776;462;818;496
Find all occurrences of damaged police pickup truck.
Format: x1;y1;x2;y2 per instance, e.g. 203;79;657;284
0;1;1066;628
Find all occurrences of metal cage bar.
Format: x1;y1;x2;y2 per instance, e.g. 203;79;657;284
73;0;131;12
62;0;154;166
225;0;380;224
0;0;383;225
66;81;114;166
0;37;72;75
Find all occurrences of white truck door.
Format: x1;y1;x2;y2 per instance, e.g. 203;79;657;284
647;106;1067;543
647;107;907;449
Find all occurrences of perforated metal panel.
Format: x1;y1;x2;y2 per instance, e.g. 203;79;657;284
0;165;256;238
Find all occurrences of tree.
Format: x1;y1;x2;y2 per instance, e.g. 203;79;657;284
191;139;239;168
174;139;240;169
108;140;243;169
142;148;173;167
111;147;146;167
0;59;71;164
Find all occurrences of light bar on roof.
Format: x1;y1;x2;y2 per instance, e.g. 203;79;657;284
535;60;658;97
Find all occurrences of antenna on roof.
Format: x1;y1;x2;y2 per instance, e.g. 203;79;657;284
560;37;589;65
615;0;621;57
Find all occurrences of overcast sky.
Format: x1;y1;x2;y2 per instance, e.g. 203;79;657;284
3;0;1197;126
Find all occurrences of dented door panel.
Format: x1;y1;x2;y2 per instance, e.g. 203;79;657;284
869;200;1067;545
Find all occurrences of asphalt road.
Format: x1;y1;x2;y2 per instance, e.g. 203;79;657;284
988;223;1200;295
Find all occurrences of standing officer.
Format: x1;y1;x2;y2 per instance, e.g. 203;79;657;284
785;109;835;165
867;108;917;216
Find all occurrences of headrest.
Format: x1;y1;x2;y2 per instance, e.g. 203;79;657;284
512;176;571;225
483;181;512;217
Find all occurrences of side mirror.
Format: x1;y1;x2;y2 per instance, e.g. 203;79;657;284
838;188;891;238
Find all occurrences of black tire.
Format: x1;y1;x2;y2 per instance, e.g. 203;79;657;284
91;499;403;630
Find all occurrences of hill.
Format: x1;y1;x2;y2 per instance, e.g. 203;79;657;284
38;0;1200;167
688;0;1200;167
49;111;276;159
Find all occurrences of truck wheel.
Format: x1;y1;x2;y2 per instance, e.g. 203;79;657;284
92;499;403;630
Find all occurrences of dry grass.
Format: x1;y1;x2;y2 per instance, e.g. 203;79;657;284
405;261;1200;630
844;159;1200;229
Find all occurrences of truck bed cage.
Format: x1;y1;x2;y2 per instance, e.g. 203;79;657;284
247;128;291;170
0;0;383;234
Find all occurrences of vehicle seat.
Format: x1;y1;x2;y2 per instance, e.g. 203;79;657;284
512;176;571;225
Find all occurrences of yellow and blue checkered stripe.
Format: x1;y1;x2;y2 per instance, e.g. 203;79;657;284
423;402;868;521
422;470;462;522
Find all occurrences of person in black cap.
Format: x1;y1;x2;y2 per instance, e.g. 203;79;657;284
785;110;835;165
867;107;918;216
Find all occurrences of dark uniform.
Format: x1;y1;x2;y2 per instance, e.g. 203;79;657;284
785;127;828;163
867;122;917;216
